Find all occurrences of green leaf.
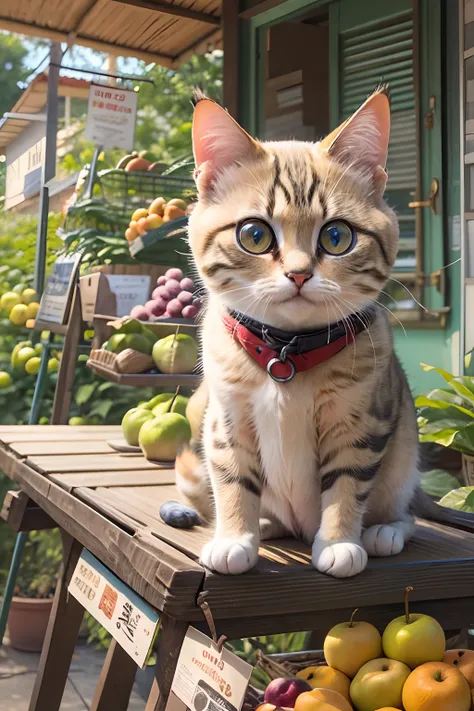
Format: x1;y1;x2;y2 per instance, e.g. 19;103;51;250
450;377;474;407
75;382;97;405
418;418;474;435
421;363;455;383
420;469;461;498
419;428;457;447
439;486;474;512
89;400;113;419
415;396;474;421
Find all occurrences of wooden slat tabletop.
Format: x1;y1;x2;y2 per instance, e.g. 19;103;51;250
3;425;474;634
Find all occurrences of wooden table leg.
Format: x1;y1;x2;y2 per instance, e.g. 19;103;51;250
29;534;84;711
145;615;188;711
90;639;138;711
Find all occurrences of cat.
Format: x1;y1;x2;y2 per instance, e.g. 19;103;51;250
162;88;427;578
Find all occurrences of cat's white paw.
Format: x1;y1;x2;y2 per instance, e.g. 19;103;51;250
362;523;406;557
200;533;259;574
312;538;368;578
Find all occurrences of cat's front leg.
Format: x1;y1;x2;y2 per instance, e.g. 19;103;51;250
312;469;372;578
200;402;261;575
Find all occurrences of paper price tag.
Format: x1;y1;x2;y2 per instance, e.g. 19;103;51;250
68;549;159;668
166;627;253;711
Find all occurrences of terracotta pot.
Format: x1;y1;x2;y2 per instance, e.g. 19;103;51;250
463;454;474;486
7;597;53;652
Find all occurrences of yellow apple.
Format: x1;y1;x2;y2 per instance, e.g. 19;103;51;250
350;658;411;711
382;588;445;669
296;667;350;701
324;610;383;678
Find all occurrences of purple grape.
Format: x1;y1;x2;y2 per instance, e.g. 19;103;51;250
145;299;166;317
155;285;171;301
180;277;194;292
177;291;193;306
166;279;181;298
192;297;202;310
182;305;198;319
130;305;149;321
152;287;164;300
165;268;183;281
166;299;183;317
157;275;167;286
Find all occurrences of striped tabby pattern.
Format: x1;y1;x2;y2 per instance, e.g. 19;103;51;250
175;89;419;577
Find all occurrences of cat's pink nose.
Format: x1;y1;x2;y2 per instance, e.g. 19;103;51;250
286;271;312;288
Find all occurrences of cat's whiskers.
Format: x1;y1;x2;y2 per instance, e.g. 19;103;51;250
332;293;378;377
325;158;359;204
343;287;408;338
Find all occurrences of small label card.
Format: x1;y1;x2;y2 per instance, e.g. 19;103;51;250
165;627;253;711
68;548;159;668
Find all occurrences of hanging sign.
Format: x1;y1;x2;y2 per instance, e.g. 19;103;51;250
68;548;159;668
35;253;82;325
83;83;138;150
165;627;253;711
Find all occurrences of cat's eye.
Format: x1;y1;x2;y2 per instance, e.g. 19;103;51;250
236;219;275;255
318;220;356;256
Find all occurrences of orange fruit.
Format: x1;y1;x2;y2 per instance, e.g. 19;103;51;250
402;661;471;711
295;688;352;711
131;208;148;222
164;204;185;221
296;667;350;701
444;650;474;689
167;198;187;210
125;227;139;242
137;217;148;235
145;214;163;230
149;197;166;216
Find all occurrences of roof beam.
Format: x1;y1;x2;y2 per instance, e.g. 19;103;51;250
0;16;175;67
112;0;221;25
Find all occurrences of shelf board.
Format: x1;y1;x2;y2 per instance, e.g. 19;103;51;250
87;360;201;388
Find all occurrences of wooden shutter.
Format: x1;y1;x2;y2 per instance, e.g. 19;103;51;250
338;8;416;277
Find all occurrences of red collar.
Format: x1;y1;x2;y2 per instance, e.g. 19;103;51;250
223;314;358;382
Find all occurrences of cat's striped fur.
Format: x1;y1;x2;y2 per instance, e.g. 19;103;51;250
175;89;420;577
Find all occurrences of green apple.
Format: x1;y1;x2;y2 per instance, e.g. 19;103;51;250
382;613;445;669
69;417;86;426
11;340;32;369
14;346;36;371
0;372;12;388
139;413;192;461
140;392;174;410
152;334;198;374
121;407;154;446
350;658;411;711
324;611;383;678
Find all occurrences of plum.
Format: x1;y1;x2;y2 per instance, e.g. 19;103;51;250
145;299;166;317
152;287;166;300
130;305;149;321
155;285;171;301
180;277;194;292
264;679;311;709
182;305;198;319
157;275;167;286
166;299;183;317
165;268;183;281
166;279;181;298
177;291;193;305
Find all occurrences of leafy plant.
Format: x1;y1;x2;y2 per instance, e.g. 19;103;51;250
439;487;474;513
14;529;62;598
416;364;474;455
228;633;310;689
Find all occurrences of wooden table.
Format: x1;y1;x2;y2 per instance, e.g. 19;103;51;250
2;425;474;711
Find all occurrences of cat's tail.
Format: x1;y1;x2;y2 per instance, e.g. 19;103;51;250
413;488;474;532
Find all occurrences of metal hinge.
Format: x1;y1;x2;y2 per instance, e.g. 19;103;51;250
416;268;444;293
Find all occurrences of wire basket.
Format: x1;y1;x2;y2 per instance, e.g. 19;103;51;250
96;169;195;213
59;199;129;236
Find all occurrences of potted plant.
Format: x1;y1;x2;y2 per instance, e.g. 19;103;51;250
7;529;62;652
416;363;474;487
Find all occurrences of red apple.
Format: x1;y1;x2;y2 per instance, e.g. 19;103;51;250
264;678;312;709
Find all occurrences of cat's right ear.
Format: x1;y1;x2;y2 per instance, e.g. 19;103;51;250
192;99;261;196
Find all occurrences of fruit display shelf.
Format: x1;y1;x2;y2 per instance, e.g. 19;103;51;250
86;359;200;387
129;215;190;268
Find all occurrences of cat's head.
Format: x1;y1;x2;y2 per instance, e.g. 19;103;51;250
188;89;398;331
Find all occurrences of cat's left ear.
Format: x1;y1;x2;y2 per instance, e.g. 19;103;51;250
321;89;390;197
192;98;262;196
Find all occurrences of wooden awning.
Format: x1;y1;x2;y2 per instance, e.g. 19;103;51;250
0;0;222;68
0;73;90;152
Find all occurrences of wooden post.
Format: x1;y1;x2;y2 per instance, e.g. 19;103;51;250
222;0;239;119
29;533;84;711
90;639;138;711
145;616;188;711
51;284;83;424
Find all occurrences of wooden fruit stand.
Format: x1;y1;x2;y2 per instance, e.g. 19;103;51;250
2;425;474;710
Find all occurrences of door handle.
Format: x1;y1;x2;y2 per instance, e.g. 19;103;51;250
408;178;439;215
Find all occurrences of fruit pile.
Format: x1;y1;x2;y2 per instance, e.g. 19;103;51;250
125;198;190;244
101;317;198;375
9;339;59;376
0;287;40;327
121;391;191;461
116;150;164;173
255;590;474;711
129;268;202;321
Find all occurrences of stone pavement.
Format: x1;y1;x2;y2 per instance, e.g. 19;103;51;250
0;636;152;710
